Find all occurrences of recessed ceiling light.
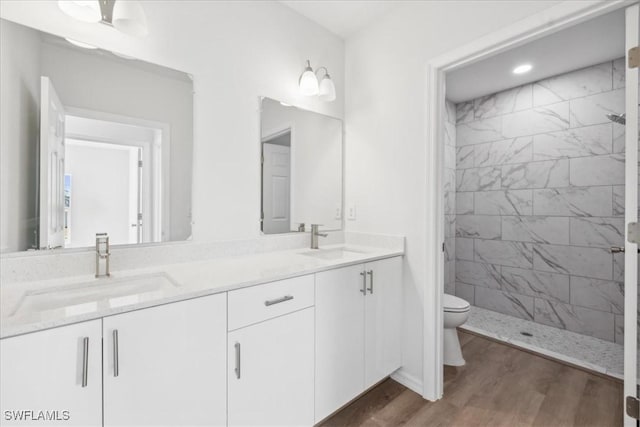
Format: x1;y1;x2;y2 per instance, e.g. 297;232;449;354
65;38;98;49
513;64;532;74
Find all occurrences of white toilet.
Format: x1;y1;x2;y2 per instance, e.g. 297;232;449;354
443;293;471;366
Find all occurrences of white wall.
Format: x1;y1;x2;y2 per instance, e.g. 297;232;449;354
0;0;345;244
261;98;342;231
0;20;41;252
344;0;562;396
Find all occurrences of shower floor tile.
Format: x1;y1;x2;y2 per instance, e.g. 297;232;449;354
461;306;625;380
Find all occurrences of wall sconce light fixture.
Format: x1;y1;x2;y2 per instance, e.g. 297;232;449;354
58;0;149;37
298;60;336;102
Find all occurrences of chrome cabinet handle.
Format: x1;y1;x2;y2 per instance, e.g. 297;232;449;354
359;271;366;295
81;337;89;388
367;270;374;294
264;295;294;306
234;342;241;379
113;330;119;377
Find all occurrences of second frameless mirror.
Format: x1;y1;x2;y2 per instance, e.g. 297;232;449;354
260;97;343;234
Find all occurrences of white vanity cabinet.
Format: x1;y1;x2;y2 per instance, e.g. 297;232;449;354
0;320;103;426
315;256;402;423
102;293;227;427
227;275;315;427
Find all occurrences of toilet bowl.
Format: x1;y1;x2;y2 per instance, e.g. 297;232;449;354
443;294;470;366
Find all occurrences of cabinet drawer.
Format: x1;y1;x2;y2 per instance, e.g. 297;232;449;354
228;275;314;330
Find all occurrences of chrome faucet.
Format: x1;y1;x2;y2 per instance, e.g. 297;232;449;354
95;233;111;278
310;224;328;249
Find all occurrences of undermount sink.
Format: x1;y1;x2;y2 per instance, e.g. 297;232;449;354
11;272;180;317
299;246;370;260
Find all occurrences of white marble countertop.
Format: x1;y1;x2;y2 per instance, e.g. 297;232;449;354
0;244;403;339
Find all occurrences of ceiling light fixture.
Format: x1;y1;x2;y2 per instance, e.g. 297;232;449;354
112;0;149;37
513;63;533;75
58;0;149;38
65;37;98;49
298;60;336;102
57;0;102;23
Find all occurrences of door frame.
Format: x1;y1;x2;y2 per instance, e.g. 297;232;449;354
423;0;637;402
64;107;169;244
623;4;639;427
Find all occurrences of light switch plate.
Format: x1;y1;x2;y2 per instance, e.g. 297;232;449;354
335;207;342;220
347;205;356;221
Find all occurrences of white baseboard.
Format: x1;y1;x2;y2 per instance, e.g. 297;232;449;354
390;368;423;396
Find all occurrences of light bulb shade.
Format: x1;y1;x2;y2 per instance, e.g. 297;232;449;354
58;0;102;23
112;0;149;37
318;75;336;102
299;67;319;96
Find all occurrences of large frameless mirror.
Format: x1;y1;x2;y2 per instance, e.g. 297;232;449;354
260;97;343;234
0;19;194;253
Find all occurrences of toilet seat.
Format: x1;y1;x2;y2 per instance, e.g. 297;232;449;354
444;294;470;313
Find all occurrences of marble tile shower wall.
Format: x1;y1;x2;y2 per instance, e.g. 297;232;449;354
444;100;457;295
453;58;634;343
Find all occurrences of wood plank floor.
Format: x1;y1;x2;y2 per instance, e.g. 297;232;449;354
320;331;623;427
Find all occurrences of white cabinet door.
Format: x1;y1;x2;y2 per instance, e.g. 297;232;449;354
0;320;102;426
364;257;403;388
228;307;314;427
103;294;227;426
315;264;366;423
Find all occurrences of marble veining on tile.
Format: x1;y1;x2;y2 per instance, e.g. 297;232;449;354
455;238;474;261
569;217;625;248
532;62;612;106
456;167;501;192
533;298;615;341
533;187;613;217
501;266;569;303
532;123;612;160
570;276;623;315
474;287;534;320
474;190;532;215
456;260;501;289
474;136;533;167
456;146;474;169
569;154;625;186
501;159;569;189
474;84;533;120
457;116;504;146
569;88;624;128
532;244;612;281
501;216;569;245
502;102;570;138
612;58;625;90
456;101;474;124
455;215;501;240
474;239;533;269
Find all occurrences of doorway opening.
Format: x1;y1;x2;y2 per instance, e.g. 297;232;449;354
424;4;638;420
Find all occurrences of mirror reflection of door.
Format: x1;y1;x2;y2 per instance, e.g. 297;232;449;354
39;77;66;249
261;130;291;234
64;140;141;248
39;76;165;248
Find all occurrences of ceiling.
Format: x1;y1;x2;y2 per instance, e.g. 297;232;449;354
279;0;400;39
446;8;625;103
